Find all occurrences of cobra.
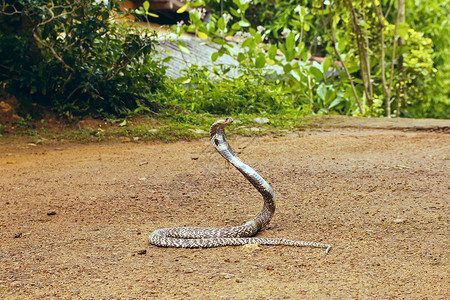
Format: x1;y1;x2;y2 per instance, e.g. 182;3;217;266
149;117;331;253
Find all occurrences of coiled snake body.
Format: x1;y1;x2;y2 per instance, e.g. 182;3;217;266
149;117;331;252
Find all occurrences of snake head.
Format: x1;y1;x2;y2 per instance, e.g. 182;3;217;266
210;117;234;138
215;117;234;127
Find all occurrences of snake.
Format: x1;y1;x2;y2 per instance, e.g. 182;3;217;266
148;117;331;253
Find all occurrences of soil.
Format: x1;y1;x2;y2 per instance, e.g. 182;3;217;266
0;117;449;299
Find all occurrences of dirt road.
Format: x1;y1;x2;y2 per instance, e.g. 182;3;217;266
0;123;448;298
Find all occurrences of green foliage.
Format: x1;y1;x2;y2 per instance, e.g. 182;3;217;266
208;0;449;118
0;0;167;117
173;65;290;114
170;0;360;117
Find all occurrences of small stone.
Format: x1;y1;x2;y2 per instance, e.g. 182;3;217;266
10;281;23;287
219;272;235;279
47;211;57;216
183;268;194;273
393;218;407;224
242;244;261;252
252;117;269;124
136;249;147;255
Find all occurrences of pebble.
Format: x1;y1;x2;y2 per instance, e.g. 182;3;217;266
219;272;235;279
242;244;261;252
393;218;407;224
252;117;269;124
10;281;22;287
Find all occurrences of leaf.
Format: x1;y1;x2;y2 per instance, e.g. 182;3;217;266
146;12;158;18
231;22;241;31
328;96;342;109
213;38;226;45
317;84;327;101
268;44;277;59
283;64;292;73
218;17;225;31
237;52;246;62
255;55;265;68
242;37;254;48
178;42;190;53
254;32;262;44
239;20;250;27
323;56;332;75
311;66;324;81
211;52;220;62
119;120;127;127
176;3;189;14
197;31;208;40
143;1;149;12
291;69;301;82
285;32;295;52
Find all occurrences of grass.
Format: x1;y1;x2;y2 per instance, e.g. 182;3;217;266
0;111;316;144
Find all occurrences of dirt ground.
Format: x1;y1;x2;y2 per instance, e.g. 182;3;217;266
0;117;449;299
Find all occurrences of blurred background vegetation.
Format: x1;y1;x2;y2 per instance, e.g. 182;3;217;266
0;0;448;128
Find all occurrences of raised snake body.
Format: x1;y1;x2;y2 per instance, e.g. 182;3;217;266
148;117;331;252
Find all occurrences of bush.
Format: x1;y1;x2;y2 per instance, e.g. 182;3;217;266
0;0;167;117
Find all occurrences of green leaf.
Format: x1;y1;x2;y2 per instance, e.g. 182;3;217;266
197;31;208;40
255;55;265;68
178;41;190;53
317;84;326;101
310;66;324;82
239;20;250;27
218;17;225;31
176;3;189;14
237;52;245;62
242;37;254;48
268;44;277;59
146;12;158;18
211;52;220;62
283;64;292;73
254;32;262;44
285;32;295;52
328;96;342;109
119;120;127;127
213;38;225;45
143;1;149;12
231;22;241;31
323;56;332;75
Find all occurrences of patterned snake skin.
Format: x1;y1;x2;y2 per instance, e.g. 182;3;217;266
149;117;331;253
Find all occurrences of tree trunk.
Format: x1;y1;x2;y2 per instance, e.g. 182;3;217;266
396;0;406;117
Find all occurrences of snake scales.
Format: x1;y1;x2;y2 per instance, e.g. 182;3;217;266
149;117;331;252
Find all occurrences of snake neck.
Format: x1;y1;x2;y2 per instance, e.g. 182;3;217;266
210;119;276;230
